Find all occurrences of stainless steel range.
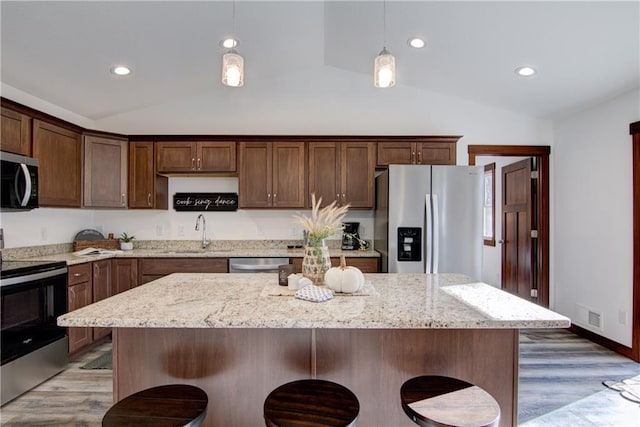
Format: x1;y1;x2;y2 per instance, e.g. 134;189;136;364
1;260;68;406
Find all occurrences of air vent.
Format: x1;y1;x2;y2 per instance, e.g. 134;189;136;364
575;303;603;332
588;311;601;329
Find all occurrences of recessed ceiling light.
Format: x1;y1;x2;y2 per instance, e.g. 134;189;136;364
110;65;131;76
220;38;238;49
407;37;425;49
515;66;536;77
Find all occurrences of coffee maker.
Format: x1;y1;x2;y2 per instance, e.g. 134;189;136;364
341;222;360;250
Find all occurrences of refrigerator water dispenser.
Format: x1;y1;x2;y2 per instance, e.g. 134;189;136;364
397;227;421;262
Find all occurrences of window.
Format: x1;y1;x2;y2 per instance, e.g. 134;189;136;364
483;163;495;246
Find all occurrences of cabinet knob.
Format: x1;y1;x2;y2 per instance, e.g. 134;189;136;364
342;193;346;204
147;193;152;207
412;151;416;163
273;193;277;205
191;158;196;170
197;158;201;170
417;151;422;164
121;193;126;206
73;273;82;277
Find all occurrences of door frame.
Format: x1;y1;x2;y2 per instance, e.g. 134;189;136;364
629;121;640;361
468;145;550;307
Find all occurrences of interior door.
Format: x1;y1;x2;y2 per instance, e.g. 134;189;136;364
501;158;535;300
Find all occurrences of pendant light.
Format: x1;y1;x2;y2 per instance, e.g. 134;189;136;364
374;0;395;88
222;0;244;87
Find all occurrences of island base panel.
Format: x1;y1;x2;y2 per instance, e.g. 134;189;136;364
315;329;517;427
113;328;517;427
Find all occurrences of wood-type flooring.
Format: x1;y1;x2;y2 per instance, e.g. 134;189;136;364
1;329;639;426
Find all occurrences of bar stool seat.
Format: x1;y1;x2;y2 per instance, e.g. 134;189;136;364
264;379;359;427
400;375;500;427
102;384;208;427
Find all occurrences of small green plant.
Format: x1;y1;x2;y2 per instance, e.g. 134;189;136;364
119;232;136;242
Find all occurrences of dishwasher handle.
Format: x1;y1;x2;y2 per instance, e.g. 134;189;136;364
230;263;283;271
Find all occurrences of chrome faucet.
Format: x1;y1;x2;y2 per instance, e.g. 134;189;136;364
195;214;210;249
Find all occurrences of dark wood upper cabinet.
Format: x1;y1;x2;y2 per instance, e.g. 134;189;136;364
156;141;236;173
238;141;305;208
32;119;82;207
1;107;31;156
129;142;168;209
83;134;128;208
309;141;375;209
199;141;236;172
377;138;459;166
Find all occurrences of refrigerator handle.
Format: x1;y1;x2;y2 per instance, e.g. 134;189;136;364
425;194;433;273
432;194;439;274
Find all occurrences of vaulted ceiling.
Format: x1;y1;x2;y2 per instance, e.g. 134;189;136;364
1;1;638;120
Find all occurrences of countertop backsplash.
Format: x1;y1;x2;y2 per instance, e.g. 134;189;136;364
2;239;371;261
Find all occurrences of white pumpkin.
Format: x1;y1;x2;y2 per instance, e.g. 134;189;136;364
325;255;365;293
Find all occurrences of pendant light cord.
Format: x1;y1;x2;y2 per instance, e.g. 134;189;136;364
383;0;387;49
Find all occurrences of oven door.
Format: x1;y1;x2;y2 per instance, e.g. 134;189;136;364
1;271;67;365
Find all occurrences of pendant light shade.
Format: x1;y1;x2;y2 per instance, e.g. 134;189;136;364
374;48;396;88
222;49;244;87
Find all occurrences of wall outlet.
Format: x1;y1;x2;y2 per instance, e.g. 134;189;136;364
618;310;627;325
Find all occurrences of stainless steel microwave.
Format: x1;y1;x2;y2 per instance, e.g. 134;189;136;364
0;151;39;211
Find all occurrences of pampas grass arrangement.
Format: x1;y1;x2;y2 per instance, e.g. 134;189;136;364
295;194;350;246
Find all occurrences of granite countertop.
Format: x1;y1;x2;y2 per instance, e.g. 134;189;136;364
57;273;570;329
11;240;379;265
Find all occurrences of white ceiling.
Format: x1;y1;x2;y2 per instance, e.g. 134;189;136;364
1;1;638;121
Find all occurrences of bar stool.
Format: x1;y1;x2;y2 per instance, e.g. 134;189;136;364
400;375;500;427
102;384;208;427
264;379;360;427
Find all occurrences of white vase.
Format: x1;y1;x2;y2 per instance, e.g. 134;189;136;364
120;241;133;251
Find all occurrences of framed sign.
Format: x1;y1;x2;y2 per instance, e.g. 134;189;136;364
173;193;238;212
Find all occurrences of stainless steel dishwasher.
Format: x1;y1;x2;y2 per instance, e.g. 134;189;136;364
228;258;290;273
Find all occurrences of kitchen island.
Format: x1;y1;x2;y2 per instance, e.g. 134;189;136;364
58;273;569;427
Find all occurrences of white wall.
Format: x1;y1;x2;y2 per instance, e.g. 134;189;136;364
552;88;639;347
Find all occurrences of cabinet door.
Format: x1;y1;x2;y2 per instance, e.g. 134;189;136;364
129;142;168;209
376;142;416;166
92;260;113;340
308;142;340;208
238;142;272;208
67;282;93;352
32;120;82;207
112;258;139;294
129;142;155;208
340;142;375;208
156;142;197;172
68;263;93;353
83;135;128;208
272;142;305;208
1;107;31;155
416;142;456;165
198;141;236;172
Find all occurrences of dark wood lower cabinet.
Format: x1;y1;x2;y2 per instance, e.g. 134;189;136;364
112;258;139;294
67;264;93;354
138;258;229;284
290;257;379;273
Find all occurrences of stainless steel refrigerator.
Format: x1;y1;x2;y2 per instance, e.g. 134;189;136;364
374;165;483;278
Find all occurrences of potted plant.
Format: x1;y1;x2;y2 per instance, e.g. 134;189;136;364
118;232;135;251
